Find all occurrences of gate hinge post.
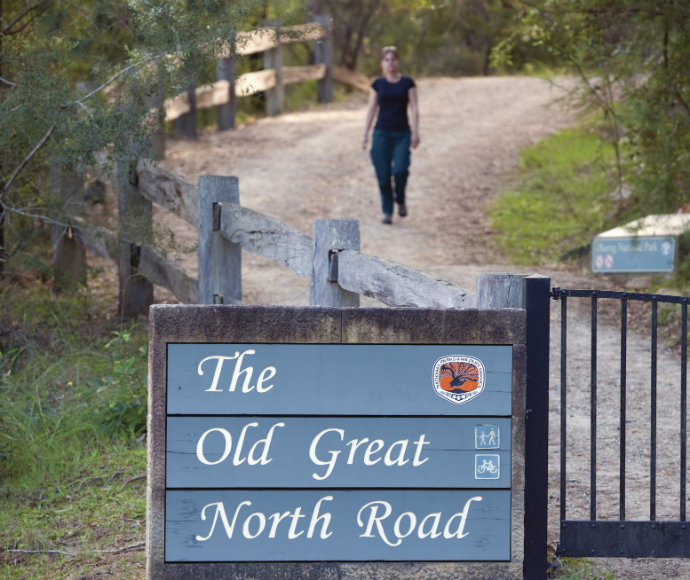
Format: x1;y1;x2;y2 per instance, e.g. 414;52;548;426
523;275;551;580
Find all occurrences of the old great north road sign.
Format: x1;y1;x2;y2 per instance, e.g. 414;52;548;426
147;306;525;580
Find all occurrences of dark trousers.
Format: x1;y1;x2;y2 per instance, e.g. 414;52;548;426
370;130;411;215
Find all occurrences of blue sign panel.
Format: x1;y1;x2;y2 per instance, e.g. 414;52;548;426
167;344;512;416
166;417;512;488
165;489;511;562
163;342;514;563
592;236;676;273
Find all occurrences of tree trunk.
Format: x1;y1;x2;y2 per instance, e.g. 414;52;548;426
0;0;5;277
0;208;5;279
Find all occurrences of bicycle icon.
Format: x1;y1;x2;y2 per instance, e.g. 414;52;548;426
475;454;500;479
477;459;498;474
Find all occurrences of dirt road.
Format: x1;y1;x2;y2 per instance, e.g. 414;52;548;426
160;76;581;303
157;76;689;579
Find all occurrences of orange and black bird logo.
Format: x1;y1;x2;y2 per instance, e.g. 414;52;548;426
439;361;479;392
432;355;486;405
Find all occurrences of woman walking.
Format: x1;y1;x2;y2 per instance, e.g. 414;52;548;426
362;46;420;224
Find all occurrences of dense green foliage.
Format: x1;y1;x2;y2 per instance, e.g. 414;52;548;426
0;0;264;273
0;283;148;484
494;0;690;220
318;0;535;77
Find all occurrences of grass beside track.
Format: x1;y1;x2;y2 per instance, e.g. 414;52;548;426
0;281;148;579
489;126;618;266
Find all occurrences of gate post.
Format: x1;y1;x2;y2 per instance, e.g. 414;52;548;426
198;175;241;305
522;275;550;580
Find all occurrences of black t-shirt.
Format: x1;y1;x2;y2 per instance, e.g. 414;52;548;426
372;76;416;132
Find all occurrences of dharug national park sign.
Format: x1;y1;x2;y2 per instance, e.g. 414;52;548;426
591;236;676;273
147;306;526;580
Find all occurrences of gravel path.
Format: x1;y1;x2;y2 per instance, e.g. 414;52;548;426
156;76;688;579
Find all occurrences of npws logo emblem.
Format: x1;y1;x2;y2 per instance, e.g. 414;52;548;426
432;355;486;405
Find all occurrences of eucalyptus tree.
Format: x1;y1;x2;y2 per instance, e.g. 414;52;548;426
495;0;690;217
0;0;261;275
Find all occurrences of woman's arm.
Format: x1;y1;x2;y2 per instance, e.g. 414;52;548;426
362;88;378;150
408;86;420;149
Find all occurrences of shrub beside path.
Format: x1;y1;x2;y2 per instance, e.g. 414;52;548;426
159;76;689;579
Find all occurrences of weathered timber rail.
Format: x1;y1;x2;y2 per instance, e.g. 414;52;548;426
165;17;370;140
59;160;473;318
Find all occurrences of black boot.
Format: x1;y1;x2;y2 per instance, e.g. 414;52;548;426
394;171;408;217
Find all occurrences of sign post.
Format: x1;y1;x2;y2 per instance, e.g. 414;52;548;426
148;306;526;579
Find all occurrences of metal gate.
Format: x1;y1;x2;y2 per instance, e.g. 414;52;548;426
552;288;689;558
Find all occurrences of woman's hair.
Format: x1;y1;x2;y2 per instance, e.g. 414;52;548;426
381;45;399;59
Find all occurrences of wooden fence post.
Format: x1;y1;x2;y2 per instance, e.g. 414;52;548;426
198;175;241;304
147;78;166;158
51;159;86;289
476;272;526;308
264;22;284;116
311;218;360;307
117;156;154;320
216;54;236;131
175;82;197;139
313;14;332;103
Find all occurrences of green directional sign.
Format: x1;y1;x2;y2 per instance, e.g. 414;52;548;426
592;236;676;273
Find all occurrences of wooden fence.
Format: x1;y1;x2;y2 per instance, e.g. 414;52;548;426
51;17;474;316
165;17;370;141
53;161;475;320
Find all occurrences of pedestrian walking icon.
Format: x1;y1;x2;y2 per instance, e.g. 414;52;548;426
475;425;500;449
475;454;500;479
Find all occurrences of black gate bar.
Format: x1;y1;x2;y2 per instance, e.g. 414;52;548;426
620;295;627;519
680;300;688;522
683;301;688;521
559;293;568;525
651;298;657;521
590;293;597;521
